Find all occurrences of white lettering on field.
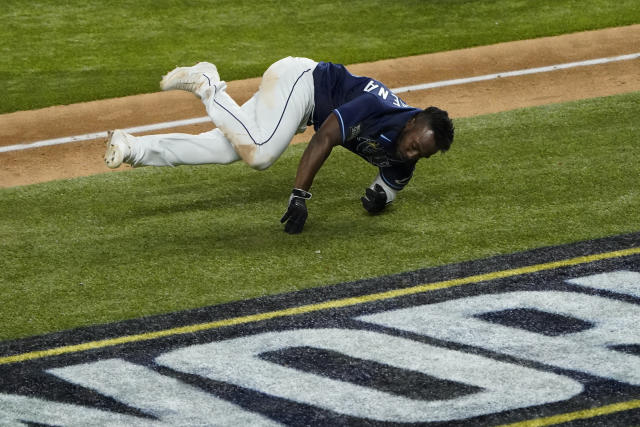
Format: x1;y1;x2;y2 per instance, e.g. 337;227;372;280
359;289;640;385
156;328;582;422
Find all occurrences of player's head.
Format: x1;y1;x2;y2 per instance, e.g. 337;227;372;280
396;106;454;161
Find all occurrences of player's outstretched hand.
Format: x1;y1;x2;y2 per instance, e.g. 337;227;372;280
281;188;312;234
361;184;387;214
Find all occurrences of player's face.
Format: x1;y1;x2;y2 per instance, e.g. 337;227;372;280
396;119;439;162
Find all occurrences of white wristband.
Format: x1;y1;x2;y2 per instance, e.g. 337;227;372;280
370;174;397;203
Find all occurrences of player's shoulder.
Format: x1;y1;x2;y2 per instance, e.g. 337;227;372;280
351;91;397;108
356;91;417;116
314;61;350;77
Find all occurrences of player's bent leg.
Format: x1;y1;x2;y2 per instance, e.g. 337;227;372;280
201;57;317;170
250;57;316;169
104;129;240;168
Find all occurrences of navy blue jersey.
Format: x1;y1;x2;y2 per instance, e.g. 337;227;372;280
312;61;420;190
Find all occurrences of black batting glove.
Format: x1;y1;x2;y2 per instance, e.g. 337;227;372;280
280;188;312;234
361;184;388;214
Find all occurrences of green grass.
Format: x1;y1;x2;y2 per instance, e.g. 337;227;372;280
1;91;639;340
2;0;639;113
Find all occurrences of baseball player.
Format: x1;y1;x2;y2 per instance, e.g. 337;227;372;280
104;56;454;234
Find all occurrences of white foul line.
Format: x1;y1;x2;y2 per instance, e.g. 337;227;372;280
0;116;213;153
2;52;639;154
392;53;640;92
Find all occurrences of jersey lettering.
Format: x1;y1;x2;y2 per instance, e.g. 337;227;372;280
377;87;389;100
391;93;405;107
363;80;379;93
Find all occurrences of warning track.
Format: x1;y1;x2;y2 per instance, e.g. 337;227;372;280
1;232;639;425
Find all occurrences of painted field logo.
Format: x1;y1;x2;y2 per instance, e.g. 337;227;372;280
1;235;640;425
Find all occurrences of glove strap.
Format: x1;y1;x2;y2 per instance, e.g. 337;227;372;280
292;188;312;200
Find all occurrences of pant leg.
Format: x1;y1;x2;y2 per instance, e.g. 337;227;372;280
127;128;240;167
202;57;317;170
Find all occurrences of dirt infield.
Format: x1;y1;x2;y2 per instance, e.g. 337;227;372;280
1;25;639;188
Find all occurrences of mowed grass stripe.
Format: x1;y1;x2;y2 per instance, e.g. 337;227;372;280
3;0;640;113
2;246;638;366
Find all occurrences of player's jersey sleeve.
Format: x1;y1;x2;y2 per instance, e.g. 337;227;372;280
332;94;380;143
379;162;416;191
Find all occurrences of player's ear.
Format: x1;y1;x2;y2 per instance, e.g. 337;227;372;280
405;116;417;129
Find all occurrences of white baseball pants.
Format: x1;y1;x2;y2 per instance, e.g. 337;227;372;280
127;57;317;170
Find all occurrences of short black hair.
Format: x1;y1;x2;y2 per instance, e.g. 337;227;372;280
414;106;454;151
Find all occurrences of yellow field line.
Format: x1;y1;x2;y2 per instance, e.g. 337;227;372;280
2;246;638;366
498;398;640;426
1;246;640;425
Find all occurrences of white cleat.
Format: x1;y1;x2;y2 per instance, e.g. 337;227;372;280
104;129;131;169
160;62;220;98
